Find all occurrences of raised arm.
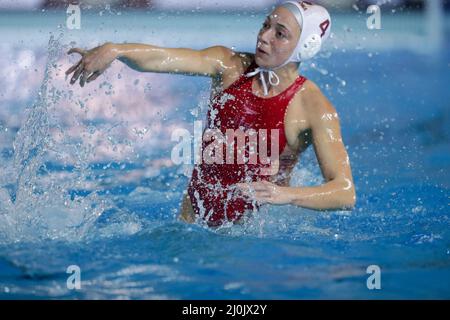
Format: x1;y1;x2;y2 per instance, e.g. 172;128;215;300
115;43;234;76
65;42;236;87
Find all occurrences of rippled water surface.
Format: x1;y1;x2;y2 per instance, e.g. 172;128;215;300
0;12;449;299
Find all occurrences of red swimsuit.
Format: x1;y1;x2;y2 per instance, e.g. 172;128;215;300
188;61;307;226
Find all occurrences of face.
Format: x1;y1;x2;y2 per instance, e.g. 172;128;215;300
255;6;301;69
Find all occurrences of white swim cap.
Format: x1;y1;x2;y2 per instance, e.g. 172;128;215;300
246;1;331;96
280;1;331;64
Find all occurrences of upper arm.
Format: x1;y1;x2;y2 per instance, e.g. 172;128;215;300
142;45;237;77
303;81;353;183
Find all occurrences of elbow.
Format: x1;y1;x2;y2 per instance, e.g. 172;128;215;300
339;187;356;210
332;178;356;210
344;197;356;210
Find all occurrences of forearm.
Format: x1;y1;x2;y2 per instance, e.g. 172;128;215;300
111;43;167;72
285;179;356;211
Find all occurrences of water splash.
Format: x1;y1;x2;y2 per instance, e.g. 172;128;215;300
0;35;111;244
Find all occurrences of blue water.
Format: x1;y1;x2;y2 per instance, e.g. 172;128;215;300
0;11;449;299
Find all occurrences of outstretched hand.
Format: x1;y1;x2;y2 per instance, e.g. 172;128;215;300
65;43;118;87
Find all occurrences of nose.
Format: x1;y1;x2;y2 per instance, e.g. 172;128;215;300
259;27;272;46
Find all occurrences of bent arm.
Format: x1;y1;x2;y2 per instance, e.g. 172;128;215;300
288;83;356;210
236;84;356;211
285;178;355;211
113;43;234;77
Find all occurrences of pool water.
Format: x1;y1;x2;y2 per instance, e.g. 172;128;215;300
0;11;449;299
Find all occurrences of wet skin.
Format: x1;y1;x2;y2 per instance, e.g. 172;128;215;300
65;6;356;223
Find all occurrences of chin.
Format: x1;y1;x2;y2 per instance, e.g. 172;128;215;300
254;55;270;68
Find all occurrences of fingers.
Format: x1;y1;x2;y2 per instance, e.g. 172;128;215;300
80;69;90;87
254;191;272;199
86;71;101;83
235;183;252;196
235;182;276;205
68;63;101;86
244;190;271;203
235;181;285;205
67;48;89;86
236;182;263;192
236;182;271;196
65;60;82;76
70;62;84;85
244;181;272;192
67;48;86;56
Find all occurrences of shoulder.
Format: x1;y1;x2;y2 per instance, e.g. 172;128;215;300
234;52;255;73
203;46;254;75
298;79;339;127
210;48;255;88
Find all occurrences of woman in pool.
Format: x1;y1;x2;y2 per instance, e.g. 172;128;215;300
65;1;356;227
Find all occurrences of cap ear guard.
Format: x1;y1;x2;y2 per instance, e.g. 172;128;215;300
280;1;331;64
298;33;322;61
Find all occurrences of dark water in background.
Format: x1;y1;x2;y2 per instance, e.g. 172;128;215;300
0;12;449;299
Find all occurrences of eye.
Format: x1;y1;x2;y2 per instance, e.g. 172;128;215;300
276;31;287;39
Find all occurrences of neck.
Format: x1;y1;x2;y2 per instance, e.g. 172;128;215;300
272;62;300;82
259;62;299;94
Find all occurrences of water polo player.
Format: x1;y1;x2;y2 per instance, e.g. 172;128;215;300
65;1;356;227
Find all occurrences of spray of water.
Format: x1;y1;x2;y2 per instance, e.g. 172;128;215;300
0;35;113;244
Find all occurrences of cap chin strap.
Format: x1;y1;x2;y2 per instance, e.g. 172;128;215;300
245;67;280;96
245;52;297;96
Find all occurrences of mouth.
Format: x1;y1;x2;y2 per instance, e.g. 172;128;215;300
257;47;268;55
